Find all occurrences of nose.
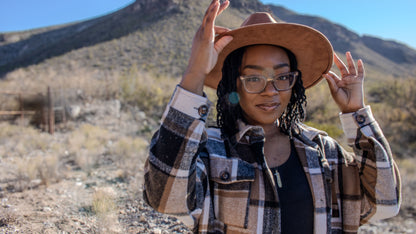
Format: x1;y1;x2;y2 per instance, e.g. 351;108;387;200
261;80;278;95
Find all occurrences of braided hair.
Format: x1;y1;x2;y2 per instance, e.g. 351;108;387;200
216;45;307;138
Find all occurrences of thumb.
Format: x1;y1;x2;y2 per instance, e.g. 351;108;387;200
323;73;338;94
214;35;233;53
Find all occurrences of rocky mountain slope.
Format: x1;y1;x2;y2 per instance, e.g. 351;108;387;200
1;0;415;79
267;5;416;78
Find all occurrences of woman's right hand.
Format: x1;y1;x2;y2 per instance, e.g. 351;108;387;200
180;0;233;95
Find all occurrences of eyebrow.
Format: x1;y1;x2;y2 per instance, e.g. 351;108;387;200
242;63;290;71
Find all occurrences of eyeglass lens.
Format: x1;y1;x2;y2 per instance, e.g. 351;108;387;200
242;72;296;93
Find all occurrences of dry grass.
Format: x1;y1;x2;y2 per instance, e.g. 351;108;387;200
0;122;62;191
398;158;416;175
92;188;117;217
0;116;148;192
118;64;179;120
92;187;121;233
14;153;60;190
0;123;49;156
0;61;119;104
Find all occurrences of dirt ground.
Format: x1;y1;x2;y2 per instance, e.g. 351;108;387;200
0;99;415;233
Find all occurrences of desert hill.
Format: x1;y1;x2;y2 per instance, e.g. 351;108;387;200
1;0;415;80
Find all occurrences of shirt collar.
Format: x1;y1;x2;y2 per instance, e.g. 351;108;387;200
233;120;267;144
232;120;327;144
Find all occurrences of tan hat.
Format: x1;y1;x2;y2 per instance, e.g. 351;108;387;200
205;12;333;89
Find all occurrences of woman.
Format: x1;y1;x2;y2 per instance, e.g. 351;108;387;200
143;0;401;233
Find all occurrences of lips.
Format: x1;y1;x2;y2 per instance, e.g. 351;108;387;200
256;102;280;111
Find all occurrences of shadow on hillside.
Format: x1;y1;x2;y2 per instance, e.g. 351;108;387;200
0;1;180;78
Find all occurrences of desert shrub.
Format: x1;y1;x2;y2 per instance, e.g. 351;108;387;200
110;136;148;160
302;82;347;146
13;153;60;191
119;65;178;120
68;124;111;153
1;62;119;101
0;123;48;154
109;136;149;180
0;122;64;191
91;187;121;233
368;78;416;157
92;188;116;217
303;121;344;140
305;82;340;124
68;124;113;171
36;154;61;186
398;158;416;174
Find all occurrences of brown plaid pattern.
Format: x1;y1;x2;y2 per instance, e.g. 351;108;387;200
143;86;401;233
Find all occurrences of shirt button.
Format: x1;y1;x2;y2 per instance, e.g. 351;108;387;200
355;114;366;124
220;171;230;181
198;105;209;117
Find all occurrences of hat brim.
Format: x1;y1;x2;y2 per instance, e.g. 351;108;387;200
205;23;333;89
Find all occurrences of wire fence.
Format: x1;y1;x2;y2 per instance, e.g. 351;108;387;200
0;86;73;134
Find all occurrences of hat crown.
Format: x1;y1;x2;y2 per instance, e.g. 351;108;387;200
205;12;333;90
241;12;278;27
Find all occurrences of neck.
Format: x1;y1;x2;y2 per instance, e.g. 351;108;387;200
261;122;285;139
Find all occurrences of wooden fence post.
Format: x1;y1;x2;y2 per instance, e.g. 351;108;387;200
19;93;24;126
47;86;54;134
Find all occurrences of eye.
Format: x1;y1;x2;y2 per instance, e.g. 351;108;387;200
277;74;290;80
275;72;294;81
244;75;262;82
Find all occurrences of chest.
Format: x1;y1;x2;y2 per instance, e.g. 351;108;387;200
263;136;291;168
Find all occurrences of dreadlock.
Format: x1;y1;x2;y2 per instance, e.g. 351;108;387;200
216;47;245;138
216;45;307;138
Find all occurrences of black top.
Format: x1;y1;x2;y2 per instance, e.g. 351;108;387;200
271;141;314;234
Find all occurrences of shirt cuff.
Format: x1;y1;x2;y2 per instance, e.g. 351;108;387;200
339;106;376;140
168;85;212;120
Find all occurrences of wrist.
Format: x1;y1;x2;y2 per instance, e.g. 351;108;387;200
340;104;365;114
180;73;206;96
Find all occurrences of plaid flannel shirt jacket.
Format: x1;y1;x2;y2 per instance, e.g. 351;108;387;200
143;86;401;234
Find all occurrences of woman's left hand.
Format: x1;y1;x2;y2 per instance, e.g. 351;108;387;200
323;51;365;113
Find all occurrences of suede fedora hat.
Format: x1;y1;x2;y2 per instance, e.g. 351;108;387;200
205;12;333;89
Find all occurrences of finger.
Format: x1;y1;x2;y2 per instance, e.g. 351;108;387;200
214;35;233;53
333;53;349;77
326;70;347;88
203;0;218;21
357;59;365;79
326;71;342;83
202;0;219;27
214;26;231;35
346;52;357;76
323;73;339;94
218;0;230;15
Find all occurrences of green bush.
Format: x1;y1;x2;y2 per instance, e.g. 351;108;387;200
119;65;178;120
368;78;416;157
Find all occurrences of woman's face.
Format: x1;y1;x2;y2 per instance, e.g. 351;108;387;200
237;45;292;126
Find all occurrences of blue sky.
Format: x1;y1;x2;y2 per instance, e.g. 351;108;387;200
1;0;415;49
261;0;416;49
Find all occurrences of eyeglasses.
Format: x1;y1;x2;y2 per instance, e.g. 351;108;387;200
239;71;298;94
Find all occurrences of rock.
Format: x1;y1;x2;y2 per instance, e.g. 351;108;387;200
66;105;81;119
29;179;42;189
152;228;162;234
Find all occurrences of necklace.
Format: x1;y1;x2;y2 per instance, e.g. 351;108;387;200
274;169;283;188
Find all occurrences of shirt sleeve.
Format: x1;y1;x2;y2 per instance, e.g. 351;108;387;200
339;106;401;222
143;85;212;226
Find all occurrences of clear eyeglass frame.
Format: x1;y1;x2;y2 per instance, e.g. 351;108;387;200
239;71;299;94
